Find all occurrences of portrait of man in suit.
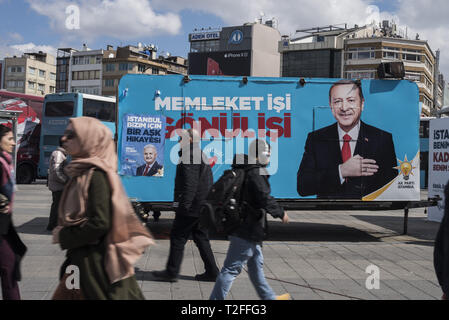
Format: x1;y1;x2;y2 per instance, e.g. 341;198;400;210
297;79;398;199
136;144;163;176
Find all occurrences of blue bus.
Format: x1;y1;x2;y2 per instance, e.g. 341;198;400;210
419;116;435;189
38;92;116;177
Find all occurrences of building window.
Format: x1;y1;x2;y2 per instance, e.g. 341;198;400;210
152;68;159;74
7;80;24;88
403;53;420;62
138;64;146;72
105;79;115;87
402;48;422;62
50;86;55;93
28;81;35;89
190;40;220;53
8;66;24;73
119;63;133;71
423;96;432;108
96;56;102;64
424;76;433;92
382;47;400;59
50;72;56;80
424;56;433;73
106;63;115;72
38;83;45;92
28;67;36;75
346;47;375;60
39;70;46;78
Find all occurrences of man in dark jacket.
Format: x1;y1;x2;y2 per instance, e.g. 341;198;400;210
210;139;290;300
151;128;219;282
434;181;449;300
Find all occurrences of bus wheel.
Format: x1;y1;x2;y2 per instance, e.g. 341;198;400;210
17;164;35;184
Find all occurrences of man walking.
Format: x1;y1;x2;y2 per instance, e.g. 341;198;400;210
210;139;290;300
46;138;68;231
151;128;219;282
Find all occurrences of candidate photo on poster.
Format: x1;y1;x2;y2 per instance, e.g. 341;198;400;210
136;144;164;176
297;79;398;199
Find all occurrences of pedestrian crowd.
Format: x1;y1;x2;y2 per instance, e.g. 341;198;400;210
0;117;448;300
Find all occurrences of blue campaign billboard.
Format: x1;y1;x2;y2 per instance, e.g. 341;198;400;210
117;74;420;202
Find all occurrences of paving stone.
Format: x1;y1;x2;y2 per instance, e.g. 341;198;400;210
6;184;444;300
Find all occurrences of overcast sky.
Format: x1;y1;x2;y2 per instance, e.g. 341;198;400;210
0;0;448;78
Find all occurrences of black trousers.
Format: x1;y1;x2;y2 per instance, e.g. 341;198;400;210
166;215;218;278
47;190;63;230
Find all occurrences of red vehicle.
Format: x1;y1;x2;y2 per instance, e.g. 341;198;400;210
0;90;43;183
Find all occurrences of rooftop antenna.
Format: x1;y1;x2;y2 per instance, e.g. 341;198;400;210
259;11;265;24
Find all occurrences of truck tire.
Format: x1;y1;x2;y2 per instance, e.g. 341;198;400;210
17;163;35;184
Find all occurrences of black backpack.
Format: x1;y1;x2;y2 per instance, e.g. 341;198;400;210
199;168;247;234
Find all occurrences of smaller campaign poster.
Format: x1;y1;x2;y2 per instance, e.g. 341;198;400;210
119;113;166;177
428;118;449;222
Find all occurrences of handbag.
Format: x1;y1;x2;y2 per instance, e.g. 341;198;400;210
51;273;84;300
0;193;9;214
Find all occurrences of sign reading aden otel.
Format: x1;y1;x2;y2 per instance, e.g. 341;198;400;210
189;31;221;41
117;75;421;203
428;118;449;222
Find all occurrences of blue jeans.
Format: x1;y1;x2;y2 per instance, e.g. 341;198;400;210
209;235;276;300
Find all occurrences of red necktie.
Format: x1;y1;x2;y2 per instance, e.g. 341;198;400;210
341;134;351;163
143;165;149;175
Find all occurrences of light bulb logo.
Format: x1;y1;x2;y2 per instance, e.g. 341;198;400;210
394;155;416;180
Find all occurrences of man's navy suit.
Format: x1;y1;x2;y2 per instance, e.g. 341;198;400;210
297;121;398;199
136;161;163;176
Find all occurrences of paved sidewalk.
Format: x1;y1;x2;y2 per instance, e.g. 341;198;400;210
4;183;443;300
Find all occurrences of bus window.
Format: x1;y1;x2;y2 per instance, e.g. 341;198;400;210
82;98;115;122
43;135;61;146
45;101;74;117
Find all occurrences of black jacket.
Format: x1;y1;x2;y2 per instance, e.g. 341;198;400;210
174;144;213;217
297;121;398;199
231;155;284;243
434;182;449;296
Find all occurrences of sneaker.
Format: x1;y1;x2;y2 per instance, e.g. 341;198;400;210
275;293;291;300
194;272;218;282
151;270;178;282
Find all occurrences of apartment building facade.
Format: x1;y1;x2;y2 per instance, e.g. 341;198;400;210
67;45;116;95
3;52;56;96
344;37;436;115
279;22;439;116
102;45;168;97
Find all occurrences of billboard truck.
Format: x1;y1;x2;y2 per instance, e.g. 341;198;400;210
116;75;437;233
0;90;44;184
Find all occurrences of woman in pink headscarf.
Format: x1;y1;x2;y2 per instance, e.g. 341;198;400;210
52;117;154;300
